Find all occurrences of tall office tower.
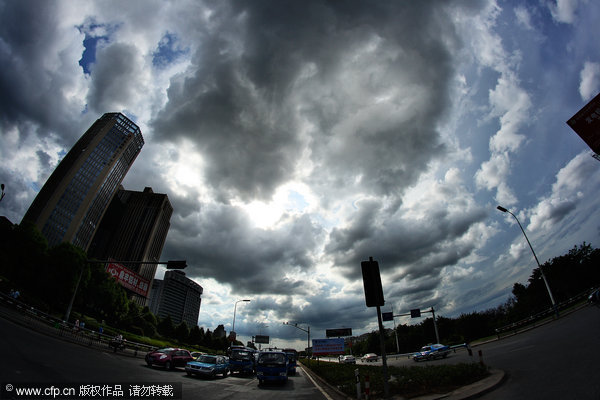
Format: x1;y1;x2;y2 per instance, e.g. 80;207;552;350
149;270;203;328
22;113;144;251
88;186;173;306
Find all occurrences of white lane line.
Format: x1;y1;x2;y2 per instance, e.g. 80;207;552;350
299;364;334;400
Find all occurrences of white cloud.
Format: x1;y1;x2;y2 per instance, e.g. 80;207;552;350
549;0;580;24
579;61;600;101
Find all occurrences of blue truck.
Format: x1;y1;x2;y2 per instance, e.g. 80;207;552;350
256;351;289;385
227;345;256;375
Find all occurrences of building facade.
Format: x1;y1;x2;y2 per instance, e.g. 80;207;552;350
22;113;144;251
88;186;173;306
149;270;202;328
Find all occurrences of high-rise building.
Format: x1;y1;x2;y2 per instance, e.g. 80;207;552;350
88;186;173;306
22;113;144;251
149;270;203;328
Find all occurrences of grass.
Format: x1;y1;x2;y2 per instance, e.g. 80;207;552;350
299;359;489;399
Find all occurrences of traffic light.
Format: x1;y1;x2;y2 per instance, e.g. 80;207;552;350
361;258;385;307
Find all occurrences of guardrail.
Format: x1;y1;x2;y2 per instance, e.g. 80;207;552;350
0;291;156;358
494;288;592;339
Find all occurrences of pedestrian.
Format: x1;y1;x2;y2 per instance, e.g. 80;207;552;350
74;319;79;332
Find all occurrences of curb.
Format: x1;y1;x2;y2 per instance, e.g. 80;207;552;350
409;369;505;400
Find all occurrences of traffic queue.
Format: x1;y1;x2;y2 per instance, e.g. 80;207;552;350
144;345;298;385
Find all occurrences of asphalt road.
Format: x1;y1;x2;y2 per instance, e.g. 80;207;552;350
335;304;600;399
0;315;331;400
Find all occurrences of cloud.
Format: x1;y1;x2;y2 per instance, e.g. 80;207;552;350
549;0;580;24
579;61;600;101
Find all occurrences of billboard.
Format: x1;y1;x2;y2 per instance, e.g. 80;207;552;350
312;338;345;356
254;335;270;344
105;262;150;297
326;328;352;337
567;92;600;154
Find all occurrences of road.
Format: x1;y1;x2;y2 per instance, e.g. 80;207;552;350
336;304;599;399
0;315;333;400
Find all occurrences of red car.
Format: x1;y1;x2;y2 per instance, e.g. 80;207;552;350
145;348;193;370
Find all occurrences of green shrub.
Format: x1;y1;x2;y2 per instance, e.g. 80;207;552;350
300;359;488;399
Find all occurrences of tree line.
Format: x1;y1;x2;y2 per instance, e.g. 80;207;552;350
351;242;600;356
0;221;234;352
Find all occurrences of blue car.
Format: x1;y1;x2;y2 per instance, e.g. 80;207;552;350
412;343;450;362
185;355;229;378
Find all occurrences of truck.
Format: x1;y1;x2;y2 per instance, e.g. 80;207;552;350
282;348;298;375
227;345;256;375
256;351;289;385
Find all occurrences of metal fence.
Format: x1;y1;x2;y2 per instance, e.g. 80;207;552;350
494;288;593;339
0;291;155;358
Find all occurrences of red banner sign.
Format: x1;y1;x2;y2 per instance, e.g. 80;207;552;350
105;262;150;297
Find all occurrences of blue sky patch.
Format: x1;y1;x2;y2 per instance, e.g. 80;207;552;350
152;32;188;68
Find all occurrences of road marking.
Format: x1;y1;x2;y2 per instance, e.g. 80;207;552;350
299;364;334;400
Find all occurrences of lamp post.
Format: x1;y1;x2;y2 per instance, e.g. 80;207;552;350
232;299;251;334
497;206;559;317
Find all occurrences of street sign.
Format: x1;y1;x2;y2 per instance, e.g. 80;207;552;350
410;309;421;318
382;312;394;321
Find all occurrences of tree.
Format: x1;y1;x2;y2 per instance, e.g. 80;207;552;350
157;315;175;338
80;262;129;324
189;325;204;346
45;243;89;312
174;322;190;343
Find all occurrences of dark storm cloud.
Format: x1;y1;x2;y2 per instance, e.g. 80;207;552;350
161;204;325;294
0;1;89;143
152;0;469;202
327;200;488;281
246;293;375;340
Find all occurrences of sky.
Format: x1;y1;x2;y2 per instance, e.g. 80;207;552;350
1;0;600;351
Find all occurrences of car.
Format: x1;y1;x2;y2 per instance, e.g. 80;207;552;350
145;348;193;369
412;343;451;362
339;355;356;364
361;353;379;362
185;354;229;378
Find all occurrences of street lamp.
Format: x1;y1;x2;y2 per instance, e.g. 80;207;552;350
232;299;251;334
497;206;559;317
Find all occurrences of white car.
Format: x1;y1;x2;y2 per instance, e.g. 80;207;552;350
339;355;356;364
361;353;378;362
